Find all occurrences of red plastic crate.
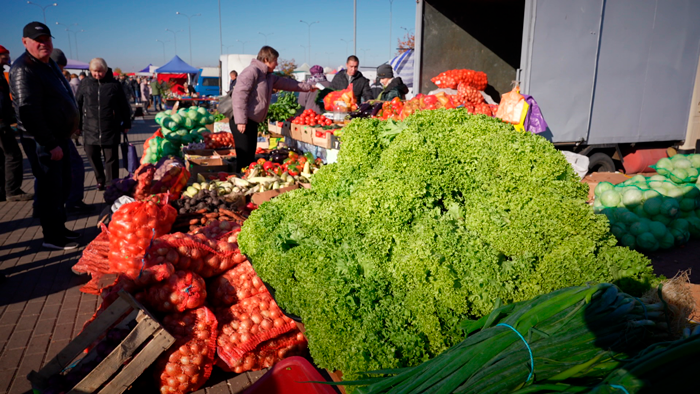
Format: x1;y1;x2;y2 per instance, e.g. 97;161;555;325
243;356;339;394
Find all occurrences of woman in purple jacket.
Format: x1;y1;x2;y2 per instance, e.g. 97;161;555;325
231;46;316;172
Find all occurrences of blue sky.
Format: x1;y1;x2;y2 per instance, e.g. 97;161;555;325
1;0;416;72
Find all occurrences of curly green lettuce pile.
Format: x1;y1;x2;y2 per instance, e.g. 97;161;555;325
238;109;655;379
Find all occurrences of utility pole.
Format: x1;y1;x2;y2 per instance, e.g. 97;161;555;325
166;29;183;56
389;0;394;59
353;0;357;57
156;39;169;64
55;22;74;58
259;32;273;45
175;12;201;64
218;0;223;55
299;20;319;64
27;1;57;24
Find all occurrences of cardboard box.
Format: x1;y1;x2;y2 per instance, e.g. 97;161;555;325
187;157;233;181
581;172;631;203
312;130;332;149
268;120;291;137
290;123;302;141
299;126;315;144
251;184;300;206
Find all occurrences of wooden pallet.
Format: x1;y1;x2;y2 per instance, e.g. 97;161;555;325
28;291;175;394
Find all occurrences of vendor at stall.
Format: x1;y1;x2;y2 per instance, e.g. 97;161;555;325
298;65;330;113
232;46;317;172
375;64;408;101
183;82;198;97
330;55;373;103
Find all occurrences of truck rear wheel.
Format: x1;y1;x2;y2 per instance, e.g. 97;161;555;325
588;152;616;173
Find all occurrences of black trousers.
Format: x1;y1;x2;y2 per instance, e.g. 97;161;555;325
230;119;259;173
0;125;25;197
21;138;71;241
84;144;119;186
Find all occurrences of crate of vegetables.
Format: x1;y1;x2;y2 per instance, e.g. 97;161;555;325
28;291;175;394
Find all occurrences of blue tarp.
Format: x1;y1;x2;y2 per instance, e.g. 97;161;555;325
155;56;199;74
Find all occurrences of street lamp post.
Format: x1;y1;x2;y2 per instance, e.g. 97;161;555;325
237;40;249;53
258;32;273;45
55;22;75;58
166;29;184;56
27;1;57;24
389;0;394;59
175;12;201;64
156;39;169;64
74;29;84;61
299;20;319;64
226;45;237;52
360;48;371;63
340;39;350;59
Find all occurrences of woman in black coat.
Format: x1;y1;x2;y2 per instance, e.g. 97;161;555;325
76;58;131;190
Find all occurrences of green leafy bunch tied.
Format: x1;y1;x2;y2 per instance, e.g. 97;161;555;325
238;109;656;382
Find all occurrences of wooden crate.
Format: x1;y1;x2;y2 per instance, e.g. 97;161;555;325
28;291;175;394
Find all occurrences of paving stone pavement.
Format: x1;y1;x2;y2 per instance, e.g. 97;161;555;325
0;113;288;394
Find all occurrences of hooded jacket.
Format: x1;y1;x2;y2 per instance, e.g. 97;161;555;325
10;51;79;150
232;58;312;125
330;69;374;102
76;68;132;146
377;77;409;101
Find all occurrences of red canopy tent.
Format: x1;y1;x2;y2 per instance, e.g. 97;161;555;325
157;73;187;95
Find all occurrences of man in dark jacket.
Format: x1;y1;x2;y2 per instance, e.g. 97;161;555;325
227;70;238;94
0;45;33;202
330;55;373;103
376;64;409;101
76;59;131;190
10;22;80;250
129;76;140;104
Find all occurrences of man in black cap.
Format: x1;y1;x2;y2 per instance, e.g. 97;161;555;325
10;22;81;250
375;64;408;101
0;45;33;202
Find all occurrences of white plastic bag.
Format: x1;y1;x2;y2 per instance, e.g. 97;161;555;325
561;151;590;180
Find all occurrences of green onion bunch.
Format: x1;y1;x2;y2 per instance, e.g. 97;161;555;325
342;283;677;394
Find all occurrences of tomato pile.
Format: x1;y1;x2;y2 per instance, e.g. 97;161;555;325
202;132;235;149
291;109;333;126
155;307;218;394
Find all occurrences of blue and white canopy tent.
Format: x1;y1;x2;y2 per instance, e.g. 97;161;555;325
389;49;414;88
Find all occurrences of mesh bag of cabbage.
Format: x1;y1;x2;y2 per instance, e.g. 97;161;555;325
155;306;218;394
144;231;245;278
207;261;267;308
140;270;207;313
215;291;298;365
593;178;700;251
216;329;308;374
650;154;700;184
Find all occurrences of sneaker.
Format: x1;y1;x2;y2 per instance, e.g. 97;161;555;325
42;238;79;250
66;201;95;213
64;229;81;240
7;192;34;202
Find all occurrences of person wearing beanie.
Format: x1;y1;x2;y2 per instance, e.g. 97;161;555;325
376;64;408;101
10;22;81;250
50;48;93;214
298;65;331;114
0;45;34;203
